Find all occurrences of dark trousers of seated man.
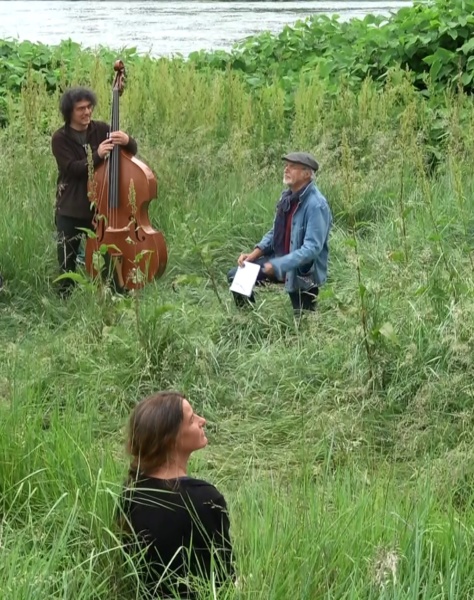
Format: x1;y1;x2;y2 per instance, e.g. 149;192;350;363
227;256;319;312
56;214;123;296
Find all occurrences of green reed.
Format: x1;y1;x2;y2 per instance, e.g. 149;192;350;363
1;52;474;599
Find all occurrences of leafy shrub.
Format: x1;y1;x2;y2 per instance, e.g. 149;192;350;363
189;0;474;96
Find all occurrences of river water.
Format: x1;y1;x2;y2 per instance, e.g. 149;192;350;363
0;1;411;56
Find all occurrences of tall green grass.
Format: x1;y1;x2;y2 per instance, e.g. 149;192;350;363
1;53;474;599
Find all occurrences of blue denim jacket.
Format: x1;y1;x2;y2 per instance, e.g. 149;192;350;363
256;182;332;292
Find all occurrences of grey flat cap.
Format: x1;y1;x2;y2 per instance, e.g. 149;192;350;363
282;152;319;172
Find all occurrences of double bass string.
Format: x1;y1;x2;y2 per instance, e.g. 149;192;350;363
113;86;119;228
109;87;120;229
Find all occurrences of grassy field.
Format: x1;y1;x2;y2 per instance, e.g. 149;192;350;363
2;58;474;599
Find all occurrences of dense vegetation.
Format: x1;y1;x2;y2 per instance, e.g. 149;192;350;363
2;0;474;598
190;0;474;96
1;0;473;111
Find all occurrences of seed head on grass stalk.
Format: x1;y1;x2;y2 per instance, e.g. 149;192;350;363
127;178;147;343
446;94;474;271
411;112;456;292
395;100;419;265
291;70;326;149
340;128;374;379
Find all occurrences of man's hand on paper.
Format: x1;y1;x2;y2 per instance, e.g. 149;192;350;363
237;253;251;267
238;247;264;267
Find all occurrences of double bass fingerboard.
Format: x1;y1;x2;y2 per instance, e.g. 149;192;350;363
108;87;121;210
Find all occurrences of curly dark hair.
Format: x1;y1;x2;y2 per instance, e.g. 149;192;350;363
59;87;97;124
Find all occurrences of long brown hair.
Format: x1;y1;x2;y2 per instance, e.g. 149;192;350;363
127;391;185;480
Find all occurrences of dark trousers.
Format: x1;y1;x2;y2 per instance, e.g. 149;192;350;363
56;214;92;294
227;257;319;312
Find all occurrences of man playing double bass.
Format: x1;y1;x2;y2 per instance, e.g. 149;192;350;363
51;87;137;297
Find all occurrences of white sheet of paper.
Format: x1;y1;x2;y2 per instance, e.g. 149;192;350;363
229;261;261;297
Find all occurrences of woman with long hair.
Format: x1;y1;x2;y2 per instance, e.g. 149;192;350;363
119;391;234;599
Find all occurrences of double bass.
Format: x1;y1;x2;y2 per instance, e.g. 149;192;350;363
85;60;167;290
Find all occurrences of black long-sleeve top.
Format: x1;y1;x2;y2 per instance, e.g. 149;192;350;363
120;475;234;599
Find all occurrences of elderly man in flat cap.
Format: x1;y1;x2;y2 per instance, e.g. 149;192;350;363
228;152;332;313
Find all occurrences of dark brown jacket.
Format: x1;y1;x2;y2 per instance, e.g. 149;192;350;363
51;120;138;220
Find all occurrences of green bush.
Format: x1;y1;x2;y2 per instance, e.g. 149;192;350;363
189;0;474;96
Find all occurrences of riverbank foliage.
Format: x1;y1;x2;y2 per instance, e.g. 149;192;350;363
190;0;474;97
1;0;474;117
2;0;474;599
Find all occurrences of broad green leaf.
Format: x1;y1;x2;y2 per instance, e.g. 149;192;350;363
378;322;400;345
